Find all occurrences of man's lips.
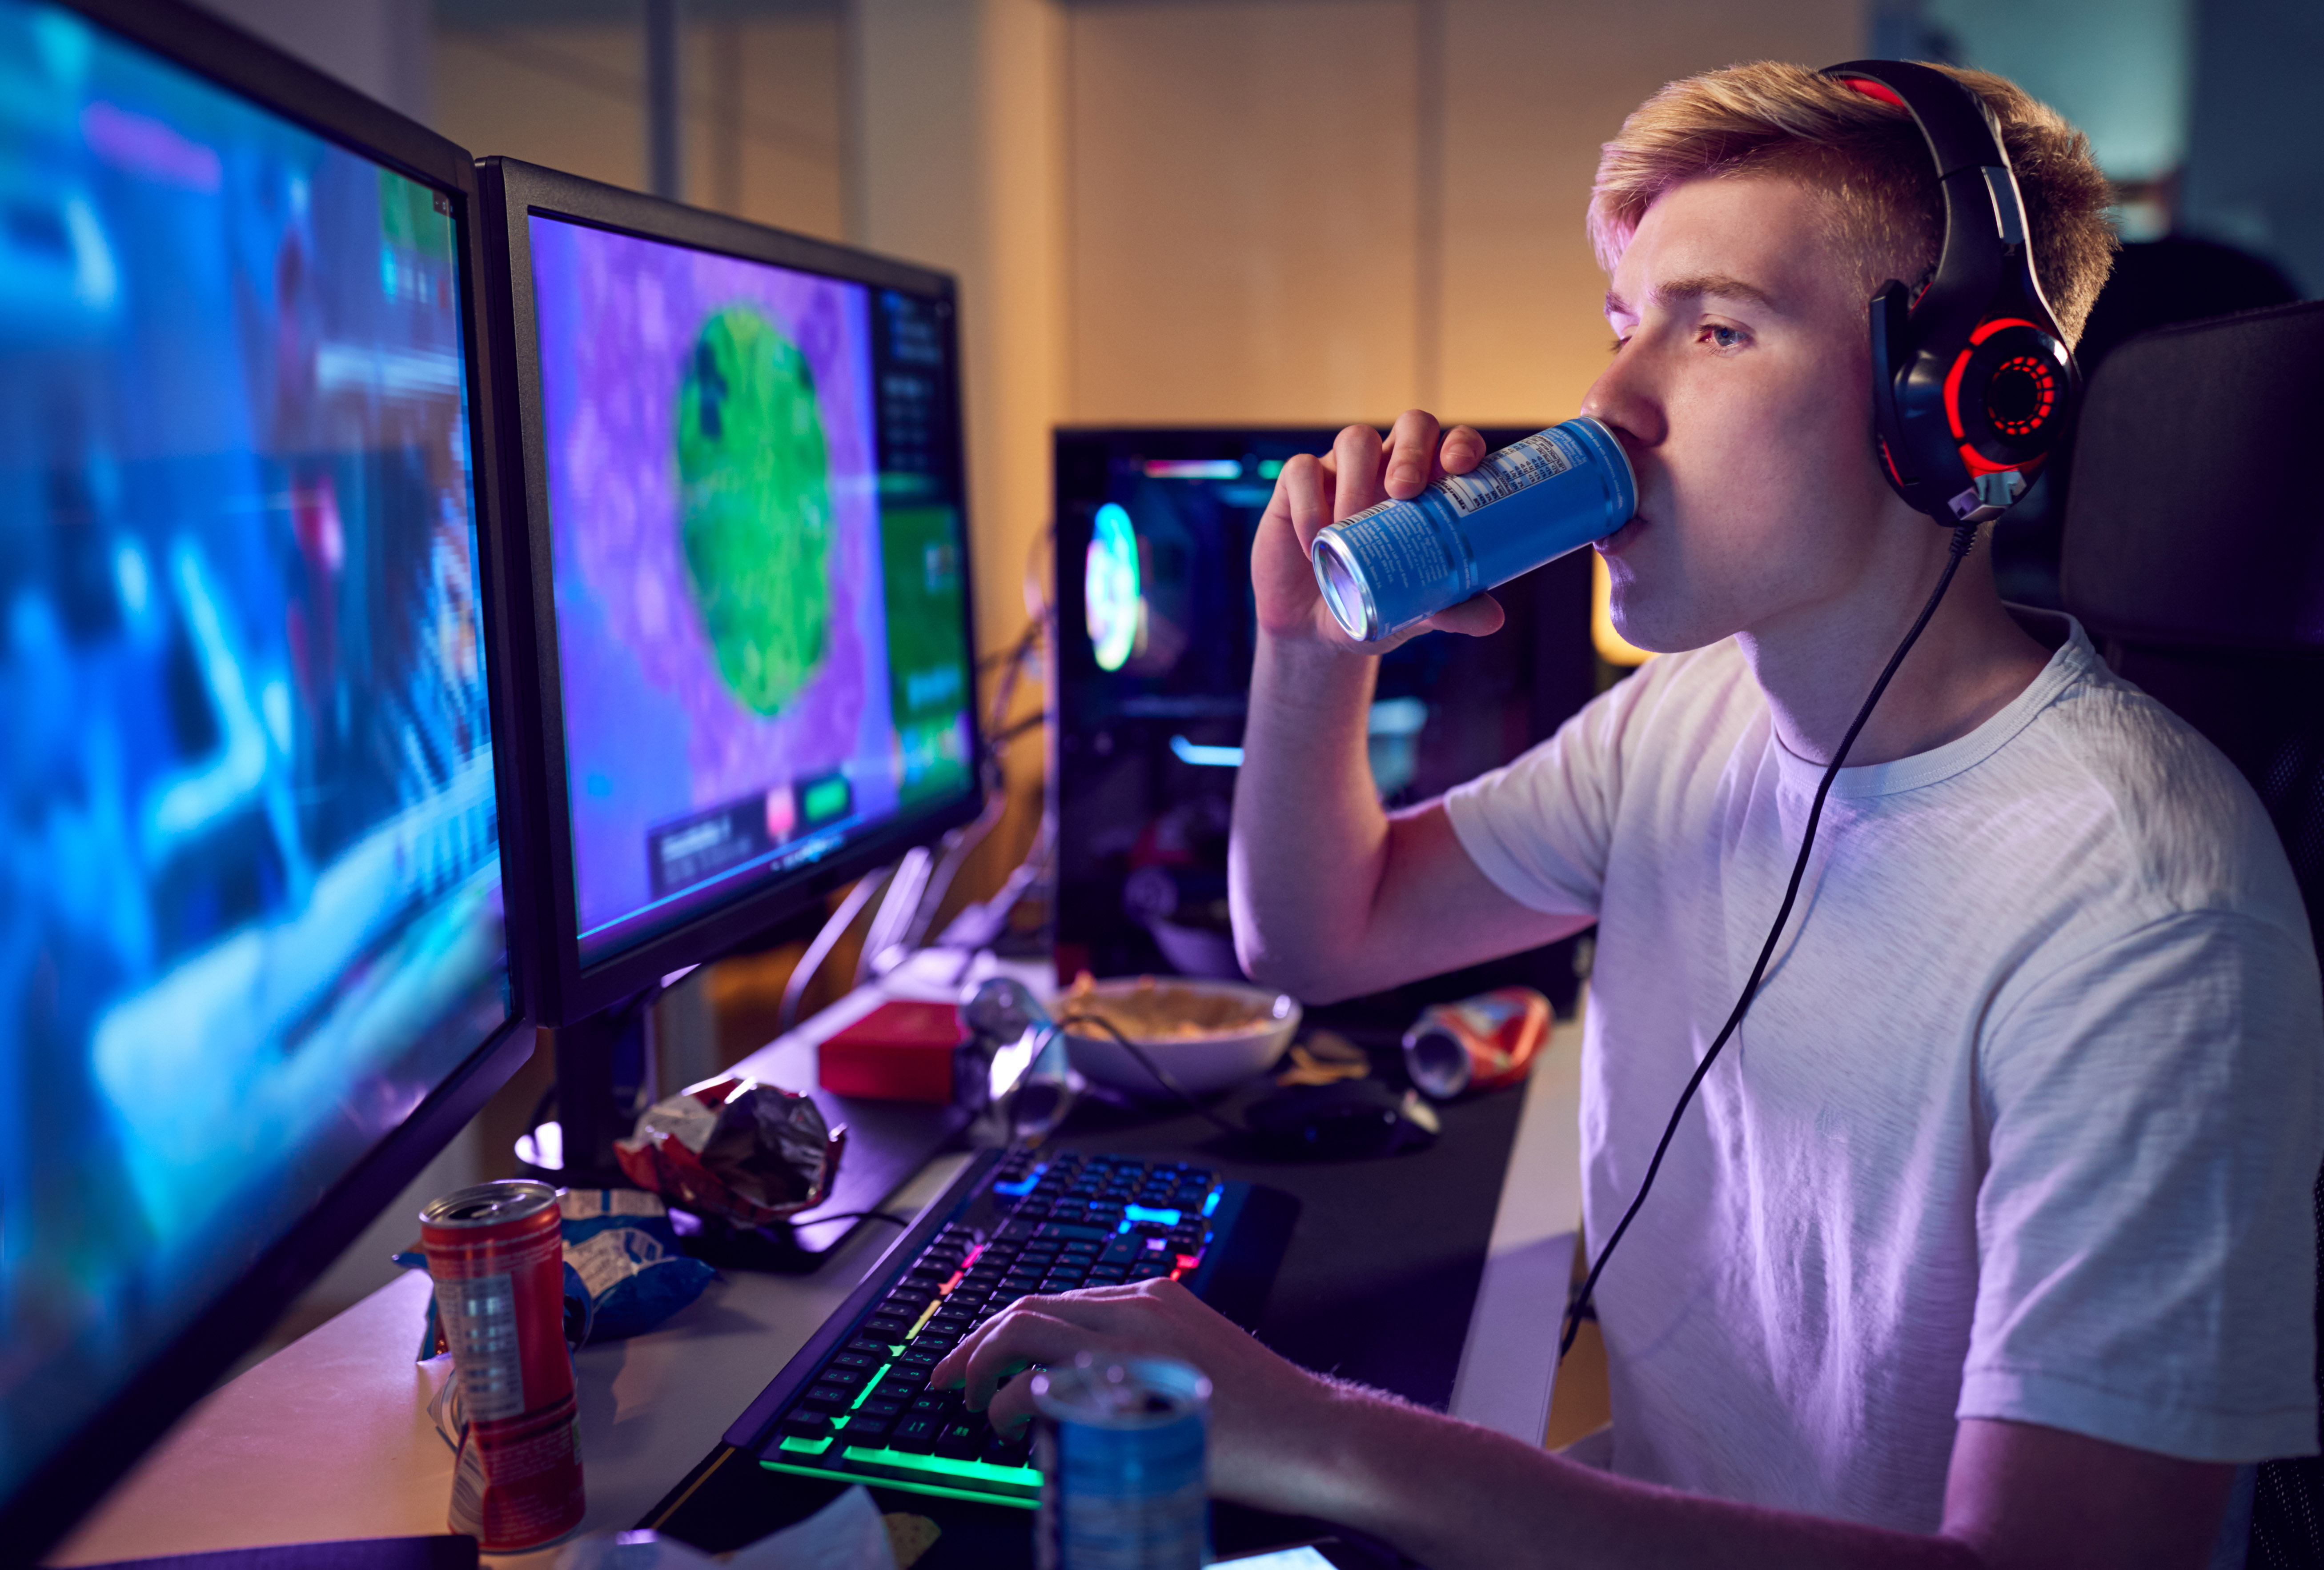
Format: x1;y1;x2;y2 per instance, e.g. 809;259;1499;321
1598;511;1648;554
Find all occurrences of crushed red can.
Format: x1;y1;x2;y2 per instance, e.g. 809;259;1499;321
1401;985;1551;1100
420;1179;586;1550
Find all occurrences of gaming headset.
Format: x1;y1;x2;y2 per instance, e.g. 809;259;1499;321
1559;61;2085;1359
1822;60;2080;524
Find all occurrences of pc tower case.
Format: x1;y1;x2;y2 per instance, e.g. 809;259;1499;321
1053;427;1601;1039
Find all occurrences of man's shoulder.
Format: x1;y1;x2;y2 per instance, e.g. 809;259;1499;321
2008;631;2250;825
1970;630;2306;933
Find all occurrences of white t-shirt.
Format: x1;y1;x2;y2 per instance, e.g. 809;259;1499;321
1444;611;2324;1533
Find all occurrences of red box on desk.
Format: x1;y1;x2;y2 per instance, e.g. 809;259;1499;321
818;1001;966;1104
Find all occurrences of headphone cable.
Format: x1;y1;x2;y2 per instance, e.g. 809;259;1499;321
1559;521;1981;1359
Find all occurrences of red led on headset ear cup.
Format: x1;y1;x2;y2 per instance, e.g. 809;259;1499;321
1985;354;2058;437
1948;322;2072;465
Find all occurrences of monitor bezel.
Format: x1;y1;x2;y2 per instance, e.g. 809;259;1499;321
3;0;536;1558
477;157;988;1026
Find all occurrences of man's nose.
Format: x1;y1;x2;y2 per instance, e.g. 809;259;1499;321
1581;342;1666;451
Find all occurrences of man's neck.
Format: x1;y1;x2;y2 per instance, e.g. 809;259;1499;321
1737;545;2055;769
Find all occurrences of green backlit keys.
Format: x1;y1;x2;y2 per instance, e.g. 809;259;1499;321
762;1443;1043;1506
759;1154;1239;1509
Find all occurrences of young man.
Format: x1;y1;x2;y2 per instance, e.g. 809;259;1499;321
933;63;2323;1567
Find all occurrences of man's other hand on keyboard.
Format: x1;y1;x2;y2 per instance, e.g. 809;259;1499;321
927;1277;1369;1516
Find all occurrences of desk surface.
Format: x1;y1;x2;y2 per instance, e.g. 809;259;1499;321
48;974;1581;1566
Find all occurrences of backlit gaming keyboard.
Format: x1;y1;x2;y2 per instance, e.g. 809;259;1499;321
726;1146;1297;1508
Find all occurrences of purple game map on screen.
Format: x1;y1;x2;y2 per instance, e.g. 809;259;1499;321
528;216;897;959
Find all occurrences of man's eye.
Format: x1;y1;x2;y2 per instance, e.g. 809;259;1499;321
1608;335;1630;356
1705;324;1745;350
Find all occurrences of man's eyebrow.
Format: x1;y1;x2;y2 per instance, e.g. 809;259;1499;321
1604;274;1784;317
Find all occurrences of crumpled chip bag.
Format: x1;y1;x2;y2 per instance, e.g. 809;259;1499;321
614;1076;846;1227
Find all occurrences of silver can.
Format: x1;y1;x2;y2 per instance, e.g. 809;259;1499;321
1032;1354;1212;1570
1310;415;1636;642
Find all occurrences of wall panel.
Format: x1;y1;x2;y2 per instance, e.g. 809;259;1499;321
692;16;848;238
1437;0;1860;425
1062;0;1861;430
433;16;846;239
1065;0;1422;426
435;24;652;192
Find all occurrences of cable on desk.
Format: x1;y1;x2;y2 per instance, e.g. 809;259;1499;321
790;1209;913;1228
1052;1011;1247;1140
776;867;892;1036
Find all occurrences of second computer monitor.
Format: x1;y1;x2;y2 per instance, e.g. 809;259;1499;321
481;162;983;1022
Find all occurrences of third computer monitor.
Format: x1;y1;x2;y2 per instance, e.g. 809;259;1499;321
479;161;985;1023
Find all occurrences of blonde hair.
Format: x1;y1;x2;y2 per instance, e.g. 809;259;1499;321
1589;61;2116;344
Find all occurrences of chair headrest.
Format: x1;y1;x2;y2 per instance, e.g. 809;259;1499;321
2060;297;2324;651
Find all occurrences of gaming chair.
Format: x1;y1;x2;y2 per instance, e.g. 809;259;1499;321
2058;297;2324;1568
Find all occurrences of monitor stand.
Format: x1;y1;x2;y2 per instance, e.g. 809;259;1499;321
536;991;656;1188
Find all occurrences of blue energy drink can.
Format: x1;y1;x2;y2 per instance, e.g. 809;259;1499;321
1032;1354;1211;1570
1310;415;1636;642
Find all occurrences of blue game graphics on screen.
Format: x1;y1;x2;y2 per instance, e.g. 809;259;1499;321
0;0;506;1495
525;214;976;965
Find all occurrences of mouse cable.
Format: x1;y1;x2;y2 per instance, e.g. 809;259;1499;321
788;1209;914;1228
1049;1011;1252;1139
1558;520;1981;1360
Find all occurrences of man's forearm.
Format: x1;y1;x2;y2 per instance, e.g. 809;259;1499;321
1281;1390;1982;1570
1228;631;1391;998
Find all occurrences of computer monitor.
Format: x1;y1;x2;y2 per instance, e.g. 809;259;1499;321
1053;427;1597;1031
477;160;984;1029
0;0;528;1554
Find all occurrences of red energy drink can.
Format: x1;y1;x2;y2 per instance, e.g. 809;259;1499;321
1401;985;1551;1099
419;1180;585;1550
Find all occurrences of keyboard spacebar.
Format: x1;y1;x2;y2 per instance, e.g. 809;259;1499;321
842;1441;1043;1500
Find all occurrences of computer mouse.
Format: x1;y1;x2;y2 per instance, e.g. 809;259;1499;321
1243;1077;1441;1159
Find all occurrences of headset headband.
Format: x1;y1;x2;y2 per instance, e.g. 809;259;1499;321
1818;60;2078;524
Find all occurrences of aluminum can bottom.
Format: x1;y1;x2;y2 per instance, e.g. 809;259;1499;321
448;1389;587;1550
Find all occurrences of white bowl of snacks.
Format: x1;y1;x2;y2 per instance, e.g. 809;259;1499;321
1055;974;1300;1099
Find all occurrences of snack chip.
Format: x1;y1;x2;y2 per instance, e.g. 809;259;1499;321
1060;973;1274;1041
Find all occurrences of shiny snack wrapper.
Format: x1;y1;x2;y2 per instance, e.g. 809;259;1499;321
614;1075;845;1227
